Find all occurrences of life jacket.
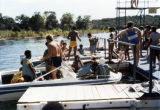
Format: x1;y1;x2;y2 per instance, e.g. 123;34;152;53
98;64;110;79
11;70;24;83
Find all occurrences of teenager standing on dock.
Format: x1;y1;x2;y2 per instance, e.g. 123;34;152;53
115;21;141;65
88;33;96;55
149;26;160;68
68;26;81;60
41;35;63;80
108;27;119;62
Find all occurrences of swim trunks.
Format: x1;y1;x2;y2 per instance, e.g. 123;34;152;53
47;56;62;67
70;41;77;47
91;45;96;52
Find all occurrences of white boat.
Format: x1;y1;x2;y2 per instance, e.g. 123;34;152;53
0;61;122;102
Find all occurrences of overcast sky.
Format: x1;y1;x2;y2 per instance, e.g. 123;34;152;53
0;0;160;20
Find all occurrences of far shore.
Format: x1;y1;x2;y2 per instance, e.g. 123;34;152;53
0;29;108;41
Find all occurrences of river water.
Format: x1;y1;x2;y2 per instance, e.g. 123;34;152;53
0;33;109;72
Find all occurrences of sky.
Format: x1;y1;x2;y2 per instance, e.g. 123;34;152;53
0;0;160;21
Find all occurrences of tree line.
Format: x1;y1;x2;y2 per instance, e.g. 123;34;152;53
0;11;160;33
0;11;91;32
92;15;160;30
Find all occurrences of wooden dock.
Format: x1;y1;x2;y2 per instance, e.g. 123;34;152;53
122;50;160;80
17;84;160;110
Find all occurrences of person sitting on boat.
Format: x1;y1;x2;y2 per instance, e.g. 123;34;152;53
61;42;69;60
72;55;84;73
60;40;64;48
78;56;99;79
41;34;63;80
78;57;118;79
22;50;36;82
78;44;84;55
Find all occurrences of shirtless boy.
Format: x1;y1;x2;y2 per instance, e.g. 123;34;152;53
41;35;63;79
68;26;81;60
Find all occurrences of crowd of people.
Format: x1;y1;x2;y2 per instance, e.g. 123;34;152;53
109;21;160;67
17;22;160;83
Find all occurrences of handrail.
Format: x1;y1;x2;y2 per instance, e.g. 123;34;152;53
107;39;136;46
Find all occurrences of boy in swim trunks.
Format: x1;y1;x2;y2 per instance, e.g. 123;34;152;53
68;26;81;60
88;33;96;55
41;34;63;79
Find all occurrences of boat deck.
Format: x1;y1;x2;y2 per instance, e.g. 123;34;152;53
17;84;160;110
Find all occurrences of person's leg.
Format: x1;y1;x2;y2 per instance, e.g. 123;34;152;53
50;66;57;79
74;46;77;56
131;45;139;65
131;0;134;7
68;47;72;60
126;46;130;60
109;44;113;61
136;0;139;8
136;44;139;65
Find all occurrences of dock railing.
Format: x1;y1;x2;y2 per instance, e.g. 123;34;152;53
107;39;137;83
149;45;160;94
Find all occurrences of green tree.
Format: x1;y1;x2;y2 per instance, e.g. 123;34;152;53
29;12;45;31
2;16;16;30
76;16;83;29
15;14;30;30
60;13;74;30
82;15;91;30
44;11;59;30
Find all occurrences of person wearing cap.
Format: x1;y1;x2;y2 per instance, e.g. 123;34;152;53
41;34;63;79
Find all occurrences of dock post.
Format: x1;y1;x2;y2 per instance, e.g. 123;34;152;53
104;39;106;59
108;39;111;62
133;45;136;83
149;48;153;94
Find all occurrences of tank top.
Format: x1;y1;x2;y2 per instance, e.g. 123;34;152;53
22;58;35;79
126;28;139;44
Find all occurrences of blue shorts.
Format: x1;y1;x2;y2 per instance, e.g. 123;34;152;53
91;45;96;52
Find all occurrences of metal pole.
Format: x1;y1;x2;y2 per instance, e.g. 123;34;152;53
149;48;153;94
133;45;136;83
104;39;106;59
108;40;111;62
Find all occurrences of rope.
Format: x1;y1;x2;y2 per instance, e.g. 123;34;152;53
33;66;62;81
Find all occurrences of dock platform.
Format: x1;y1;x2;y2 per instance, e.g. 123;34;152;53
17;84;160;110
123;56;160;80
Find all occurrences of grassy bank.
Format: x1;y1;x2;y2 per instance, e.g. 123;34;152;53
0;29;108;40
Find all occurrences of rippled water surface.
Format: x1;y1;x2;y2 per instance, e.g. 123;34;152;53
0;33;109;71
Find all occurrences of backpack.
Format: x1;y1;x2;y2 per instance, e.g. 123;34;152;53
98;64;110;79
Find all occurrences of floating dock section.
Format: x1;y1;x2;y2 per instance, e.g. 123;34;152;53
17;84;160;110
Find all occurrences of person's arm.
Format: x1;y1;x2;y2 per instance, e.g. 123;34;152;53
77;32;81;41
134;27;141;36
67;32;71;39
27;61;37;77
80;60;84;67
108;65;118;73
114;30;126;40
41;44;53;61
